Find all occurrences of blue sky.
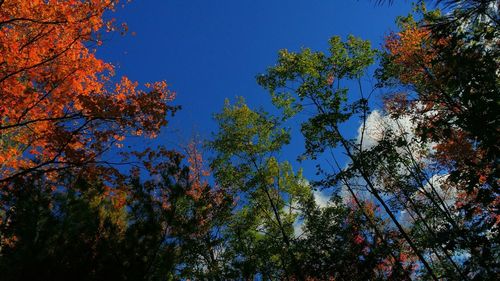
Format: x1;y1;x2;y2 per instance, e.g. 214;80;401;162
98;0;414;181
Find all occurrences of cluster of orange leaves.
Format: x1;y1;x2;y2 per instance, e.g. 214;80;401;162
385;26;435;84
186;141;211;200
385;20;448;87
0;0;175;182
183;141;229;235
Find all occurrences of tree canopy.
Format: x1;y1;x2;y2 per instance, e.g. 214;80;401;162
0;0;498;280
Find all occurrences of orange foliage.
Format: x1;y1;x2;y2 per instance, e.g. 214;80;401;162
0;0;176;182
183;141;229;234
385;26;434;84
433;130;474;167
185;141;211;200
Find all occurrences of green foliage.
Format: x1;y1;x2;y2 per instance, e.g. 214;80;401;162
0;1;498;280
207;97;415;280
208;98;311;279
257;35;375;159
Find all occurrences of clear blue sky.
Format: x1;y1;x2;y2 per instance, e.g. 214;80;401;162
98;0;414;180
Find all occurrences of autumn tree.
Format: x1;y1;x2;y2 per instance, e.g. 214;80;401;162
0;0;176;184
380;1;498;214
377;1;499;278
2;0;497;280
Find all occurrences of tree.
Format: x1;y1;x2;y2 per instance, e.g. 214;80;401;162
0;148;232;281
0;0;177;184
208;98;414;280
378;2;499;278
257;35;441;279
2;1;497;279
208;98;305;280
0;173;132;281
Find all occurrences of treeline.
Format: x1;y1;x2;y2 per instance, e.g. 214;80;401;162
0;0;498;280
